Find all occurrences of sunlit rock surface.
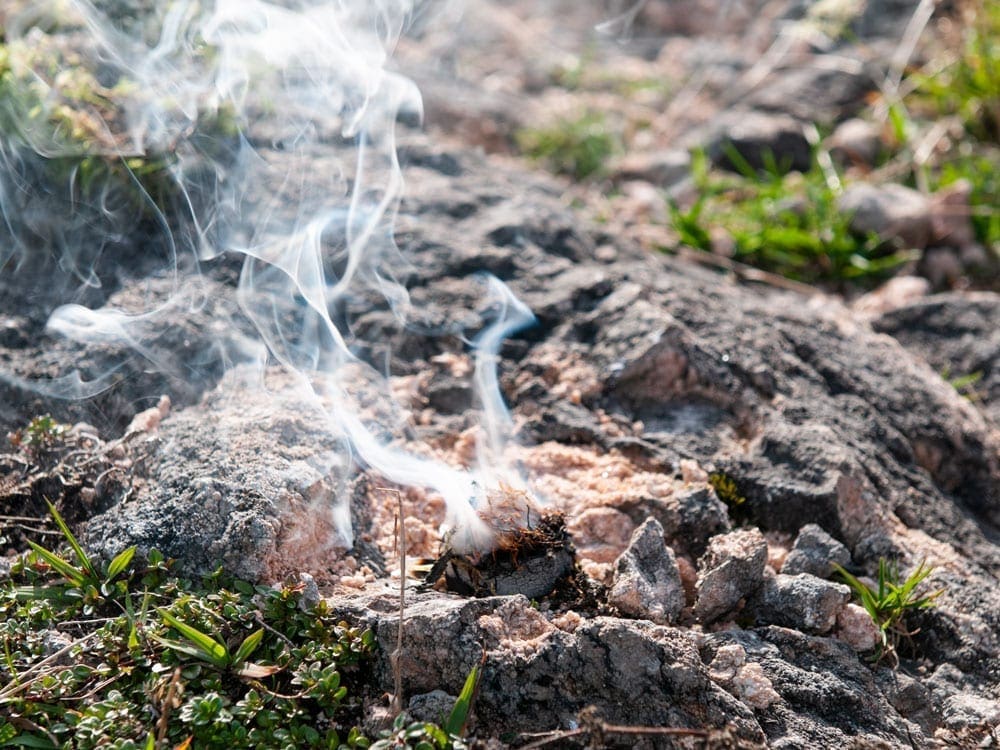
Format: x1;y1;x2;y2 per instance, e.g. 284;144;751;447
3;138;997;746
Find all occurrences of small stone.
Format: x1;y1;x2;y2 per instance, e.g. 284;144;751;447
707;644;781;710
594;244;618;263
835;602;881;652
707;643;746;683
877;670;930;717
747;64;875;125
408;689;457;724
930;179;977;249
679;458;708;484
919;247;964;289
827;118;883;167
752;572;851;634
620;180;668;222
706;110;812;174
731;662;782;710
41;630;74;665
695;528;767;624
940;693;1000;731
609;518;684;624
298;572;321;612
781;523;851;577
612;149;691;188
839;182;933;250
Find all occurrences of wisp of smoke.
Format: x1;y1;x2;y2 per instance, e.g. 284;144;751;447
0;0;537;552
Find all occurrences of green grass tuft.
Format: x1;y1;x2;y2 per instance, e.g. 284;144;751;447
834;558;942;665
909;0;1000;143
666;148;910;286
515;111;619;180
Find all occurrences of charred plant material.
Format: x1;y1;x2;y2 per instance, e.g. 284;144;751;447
426;510;576;600
0;418;137;549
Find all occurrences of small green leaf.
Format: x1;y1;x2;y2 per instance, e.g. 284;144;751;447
0;734;59;749
107;546;137;580
158;610;229;667
232;629;264;666
10;585;69;601
152;635;222;664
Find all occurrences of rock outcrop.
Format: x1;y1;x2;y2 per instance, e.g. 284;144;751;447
2;139;997;746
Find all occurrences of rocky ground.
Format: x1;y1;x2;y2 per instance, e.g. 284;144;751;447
1;0;999;748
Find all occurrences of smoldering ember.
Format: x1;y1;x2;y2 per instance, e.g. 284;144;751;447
0;0;998;748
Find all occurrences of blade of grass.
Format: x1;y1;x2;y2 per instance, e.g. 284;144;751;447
44;500;95;580
444;664;480;737
158;610;229;667
26;543;86;588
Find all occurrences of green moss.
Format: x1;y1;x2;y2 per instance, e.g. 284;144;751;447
708;472;746;508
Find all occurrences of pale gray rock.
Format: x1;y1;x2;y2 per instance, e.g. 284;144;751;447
330;588;767;742
839;182;934;250
827;117;883;166
83;367;353;582
611;149;691;188
695;528;768;624
874;292;1000;427
608;517;685;624
407;690;456;725
703;628;926;747
940;693;1000;732
751;572;851;634
782;523;851;577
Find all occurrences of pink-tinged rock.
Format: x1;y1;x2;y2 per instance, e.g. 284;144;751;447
695;528;767;624
827;118;883;167
836;603;881;652
707;643;781;710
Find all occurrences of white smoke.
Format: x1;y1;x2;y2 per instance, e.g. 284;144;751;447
0;0;537;551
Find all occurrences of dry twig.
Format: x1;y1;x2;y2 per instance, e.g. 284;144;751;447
385;487;406;717
156;667;182;745
518;712;711;750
